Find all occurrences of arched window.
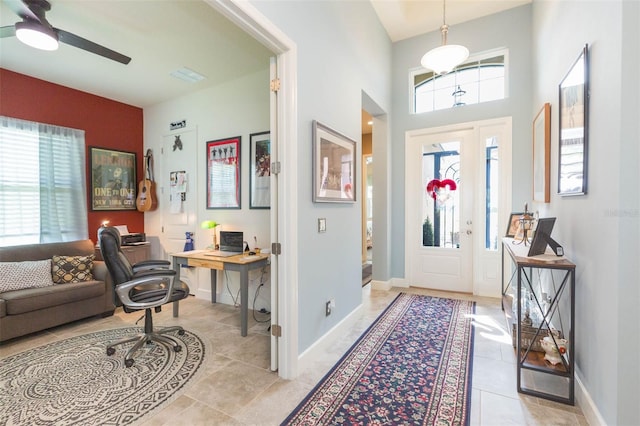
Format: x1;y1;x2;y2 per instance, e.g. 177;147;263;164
413;52;507;114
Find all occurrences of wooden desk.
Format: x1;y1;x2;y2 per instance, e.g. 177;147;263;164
170;250;270;336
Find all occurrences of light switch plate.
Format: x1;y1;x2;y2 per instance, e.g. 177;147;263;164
318;218;326;233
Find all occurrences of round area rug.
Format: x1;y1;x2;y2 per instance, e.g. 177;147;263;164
0;327;206;425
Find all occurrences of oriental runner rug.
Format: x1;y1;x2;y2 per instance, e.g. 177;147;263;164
0;327;206;425
283;293;475;425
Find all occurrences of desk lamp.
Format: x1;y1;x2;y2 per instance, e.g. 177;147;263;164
200;220;219;249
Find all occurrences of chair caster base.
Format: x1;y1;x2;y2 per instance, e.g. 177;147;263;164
106;326;186;367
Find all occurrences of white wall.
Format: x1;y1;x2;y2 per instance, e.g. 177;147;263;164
532;1;639;424
249;0;392;353
143;68;272;309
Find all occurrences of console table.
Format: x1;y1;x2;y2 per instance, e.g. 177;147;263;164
501;238;575;405
170;250;269;336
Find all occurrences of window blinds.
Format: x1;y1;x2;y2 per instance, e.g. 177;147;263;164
0;116;88;246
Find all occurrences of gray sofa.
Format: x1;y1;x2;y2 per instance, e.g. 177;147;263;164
0;239;115;342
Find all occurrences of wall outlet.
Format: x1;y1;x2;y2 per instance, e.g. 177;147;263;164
325;300;332;316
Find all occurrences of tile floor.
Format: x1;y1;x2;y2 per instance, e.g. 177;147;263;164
0;286;588;425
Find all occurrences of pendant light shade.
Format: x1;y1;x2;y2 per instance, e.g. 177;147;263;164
421;42;469;75
15;20;59;51
420;0;469;75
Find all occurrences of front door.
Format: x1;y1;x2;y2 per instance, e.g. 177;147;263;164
406;128;474;293
405;119;511;296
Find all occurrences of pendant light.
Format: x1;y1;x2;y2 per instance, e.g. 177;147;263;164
420;0;468;75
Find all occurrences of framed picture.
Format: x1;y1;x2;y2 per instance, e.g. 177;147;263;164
312;120;356;203
89;147;136;211
206;136;241;209
250;131;271;209
558;44;589;196
505;212;524;238
533;103;551;203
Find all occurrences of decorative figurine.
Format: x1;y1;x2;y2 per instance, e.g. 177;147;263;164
540;329;568;365
184;232;194;251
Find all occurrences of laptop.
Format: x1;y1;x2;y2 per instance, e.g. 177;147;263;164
205;231;244;257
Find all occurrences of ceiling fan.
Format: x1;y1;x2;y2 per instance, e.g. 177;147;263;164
0;0;131;64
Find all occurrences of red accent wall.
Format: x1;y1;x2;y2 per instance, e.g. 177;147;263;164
0;68;144;243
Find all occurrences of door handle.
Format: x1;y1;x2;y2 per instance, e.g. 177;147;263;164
466;229;472;235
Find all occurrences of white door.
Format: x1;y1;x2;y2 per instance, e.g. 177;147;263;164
405;119;511;296
269;57;279;371
406;128;474;292
161;129;198;289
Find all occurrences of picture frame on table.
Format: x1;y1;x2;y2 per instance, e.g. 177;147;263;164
249;131;271;209
505;212;524;238
533;103;551;203
558;44;589;196
206;136;241;209
89;147;136;211
312;120;356;203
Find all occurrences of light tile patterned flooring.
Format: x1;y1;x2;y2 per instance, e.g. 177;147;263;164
0;286;588;425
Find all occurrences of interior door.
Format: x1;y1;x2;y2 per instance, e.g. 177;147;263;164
269;56;279;371
406;128;474;292
161;129;198;290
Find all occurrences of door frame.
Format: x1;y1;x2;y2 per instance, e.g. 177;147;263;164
209;0;299;379
404;117;512;296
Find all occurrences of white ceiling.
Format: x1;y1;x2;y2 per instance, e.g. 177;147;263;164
371;0;531;42
0;0;531;109
0;0;273;108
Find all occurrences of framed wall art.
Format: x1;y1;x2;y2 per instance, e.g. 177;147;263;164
533;103;551;203
558;44;589;196
249;131;271;209
206;136;241;209
312;120;356;203
89;147;136;211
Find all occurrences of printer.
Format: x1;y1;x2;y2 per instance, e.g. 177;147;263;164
121;232;146;245
110;225;146;246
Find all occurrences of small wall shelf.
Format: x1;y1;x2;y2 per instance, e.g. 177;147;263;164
501;238;575;405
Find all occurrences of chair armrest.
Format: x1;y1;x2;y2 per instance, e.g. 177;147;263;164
132;259;171;273
115;269;179;310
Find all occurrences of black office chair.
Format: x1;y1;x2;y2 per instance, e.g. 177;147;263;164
99;226;190;367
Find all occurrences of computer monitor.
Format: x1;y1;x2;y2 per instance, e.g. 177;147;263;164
527;217;563;257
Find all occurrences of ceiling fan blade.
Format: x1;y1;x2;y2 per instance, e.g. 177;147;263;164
3;0;45;22
0;25;16;38
56;29;131;65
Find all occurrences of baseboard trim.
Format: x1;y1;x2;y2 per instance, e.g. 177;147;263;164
297;303;364;373
576;368;606;425
370;279;392;290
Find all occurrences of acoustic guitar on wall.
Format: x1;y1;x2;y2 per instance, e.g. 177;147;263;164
136;149;158;212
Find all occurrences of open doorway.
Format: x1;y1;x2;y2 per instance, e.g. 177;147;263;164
361;109;373;286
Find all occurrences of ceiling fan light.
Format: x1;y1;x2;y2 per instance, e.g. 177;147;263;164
421;44;469;75
15;21;59;51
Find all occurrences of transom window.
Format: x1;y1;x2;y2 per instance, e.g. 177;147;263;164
413;51;507;114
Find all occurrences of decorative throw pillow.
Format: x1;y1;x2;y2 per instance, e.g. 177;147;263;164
0;259;55;292
51;255;94;284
